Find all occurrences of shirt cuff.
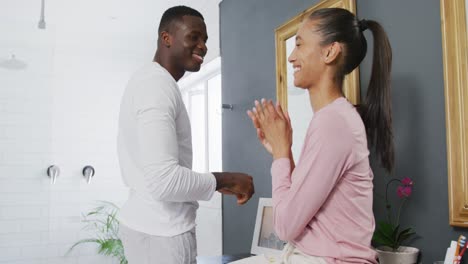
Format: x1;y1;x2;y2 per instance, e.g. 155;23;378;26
271;158;292;188
198;173;217;201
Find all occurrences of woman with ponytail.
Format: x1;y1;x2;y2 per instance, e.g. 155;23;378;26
247;8;393;264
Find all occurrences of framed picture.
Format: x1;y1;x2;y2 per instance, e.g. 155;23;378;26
440;0;468;227
251;198;286;256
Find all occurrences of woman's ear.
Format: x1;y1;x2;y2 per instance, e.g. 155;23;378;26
322;42;342;64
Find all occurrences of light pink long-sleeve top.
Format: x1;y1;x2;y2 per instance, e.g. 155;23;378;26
271;97;377;264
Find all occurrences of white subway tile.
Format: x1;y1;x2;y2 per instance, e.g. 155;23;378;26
43;257;77;264
3;100;50;115
0;206;44;220
59;243;81;258
21;245;59;258
48;216;81;231
49;191;81;204
0;165;50;179
49;205;81;218
0;260;45;264
0;112;50;126
0;192;48;206
0;179;49;193
81;190;128;204
3;153;48;166
45;231;79;244
71;243;100;256
0;220;22;234
21;218;49;232
0;232;42;247
3;126;52;141
77;254;116;264
48;178;80;192
0;247;21;262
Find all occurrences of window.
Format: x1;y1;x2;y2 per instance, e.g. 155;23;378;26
178;57;223;255
179;57;222;174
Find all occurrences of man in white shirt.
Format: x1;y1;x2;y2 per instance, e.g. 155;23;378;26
117;5;255;264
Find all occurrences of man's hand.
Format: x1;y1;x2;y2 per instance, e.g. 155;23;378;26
213;172;255;205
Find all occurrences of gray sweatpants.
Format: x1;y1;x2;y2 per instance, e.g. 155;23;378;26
119;224;197;264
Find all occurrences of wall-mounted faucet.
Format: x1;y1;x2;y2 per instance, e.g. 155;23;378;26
47;165;60;184
82;165;95;184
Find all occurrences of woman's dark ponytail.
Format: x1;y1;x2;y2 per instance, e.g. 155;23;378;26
309;9;394;172
360;20;394;173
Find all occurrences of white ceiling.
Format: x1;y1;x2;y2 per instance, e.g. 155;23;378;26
0;0;221;65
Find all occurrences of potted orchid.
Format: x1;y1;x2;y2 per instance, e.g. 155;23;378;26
373;177;419;264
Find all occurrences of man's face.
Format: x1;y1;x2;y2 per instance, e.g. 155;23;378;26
170;15;208;72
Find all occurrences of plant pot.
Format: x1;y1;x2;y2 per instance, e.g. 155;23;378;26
376;246;419;264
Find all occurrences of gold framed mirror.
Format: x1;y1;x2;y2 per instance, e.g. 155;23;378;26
440;0;468;227
274;0;359;160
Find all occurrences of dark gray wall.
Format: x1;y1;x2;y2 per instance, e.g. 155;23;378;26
220;0;467;262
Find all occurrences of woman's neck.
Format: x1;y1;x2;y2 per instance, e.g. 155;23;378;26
308;77;343;112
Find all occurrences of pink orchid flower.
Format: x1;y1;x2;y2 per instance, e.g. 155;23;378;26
397;185;412;198
401;177;413;186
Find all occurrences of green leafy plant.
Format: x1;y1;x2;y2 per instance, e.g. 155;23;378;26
373;177;417;251
67;201;127;264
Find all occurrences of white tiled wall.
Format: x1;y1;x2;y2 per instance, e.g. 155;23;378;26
0;0;222;262
0;22;129;263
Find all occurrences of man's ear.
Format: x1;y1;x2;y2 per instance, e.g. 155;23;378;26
322;42;342;64
160;31;172;48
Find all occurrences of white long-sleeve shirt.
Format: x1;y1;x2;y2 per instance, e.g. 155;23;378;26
117;62;216;236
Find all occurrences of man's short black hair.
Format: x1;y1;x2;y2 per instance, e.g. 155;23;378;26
158;6;204;34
